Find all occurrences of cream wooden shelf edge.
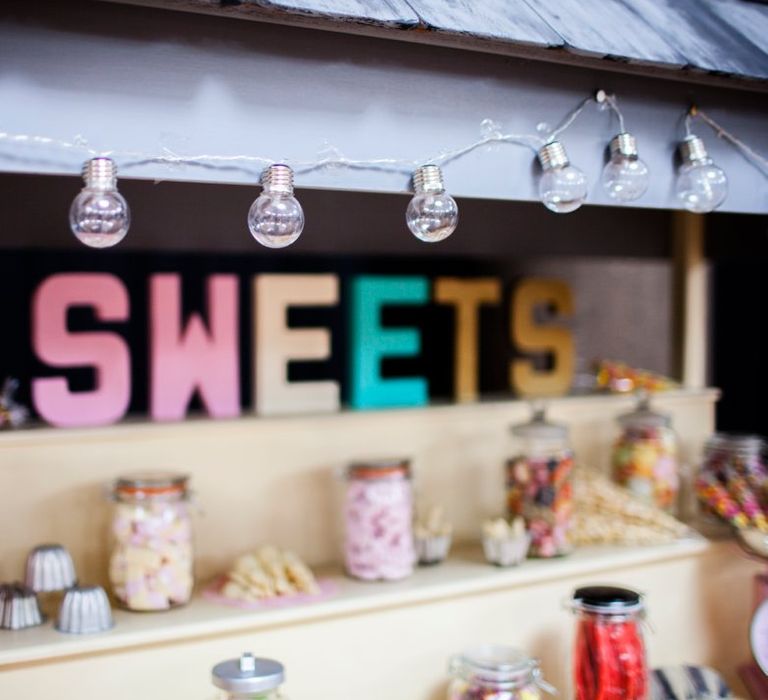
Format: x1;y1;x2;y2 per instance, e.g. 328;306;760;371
0;388;720;447
0;537;710;668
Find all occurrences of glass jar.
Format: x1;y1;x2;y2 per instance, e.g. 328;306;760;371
570;586;648;700
696;433;767;535
612;396;679;512
212;652;286;700
343;458;415;581
108;472;194;611
448;644;554;700
506;407;574;558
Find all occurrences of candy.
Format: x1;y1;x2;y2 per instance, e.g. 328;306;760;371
574;617;647;700
221;546;319;601
506;451;574;557
612;423;679;511
414;505;453;565
572;470;689;546
344;472;415;581
482;517;530;567
109;499;193;611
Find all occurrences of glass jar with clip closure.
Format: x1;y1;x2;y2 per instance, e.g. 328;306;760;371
108;471;194;611
448;644;556;700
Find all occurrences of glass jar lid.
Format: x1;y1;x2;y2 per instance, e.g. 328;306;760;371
212;653;285;695
114;471;189;499
572;585;644;615
511;406;568;442
450;644;540;689
617;395;670;430
347;458;410;480
710;433;764;455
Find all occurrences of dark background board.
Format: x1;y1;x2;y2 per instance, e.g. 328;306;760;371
708;212;768;436
0;173;680;422
0;250;524;417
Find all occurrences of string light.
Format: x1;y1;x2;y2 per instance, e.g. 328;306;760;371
247;164;304;248
2;91;766;250
537;141;588;213
406;165;458;242
69;157;130;249
675;134;728;213
598;92;650;202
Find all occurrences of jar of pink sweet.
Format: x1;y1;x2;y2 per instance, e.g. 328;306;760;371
343;458;415;581
108;472;194;611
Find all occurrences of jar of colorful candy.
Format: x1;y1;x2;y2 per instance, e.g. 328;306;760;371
448;644;555;700
212;652;286;700
343;458;415;581
570;585;648;700
108;472;194;611
506;407;574;557
612;395;679;512
696;433;768;535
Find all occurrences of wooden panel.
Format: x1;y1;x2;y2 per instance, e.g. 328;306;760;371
404;0;562;47
245;0;419;26
0;542;758;699
0;390;717;589
705;0;768;77
625;0;768;79
521;0;685;65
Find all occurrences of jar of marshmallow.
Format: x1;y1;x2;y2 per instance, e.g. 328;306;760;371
108;472;194;611
343;458;415;581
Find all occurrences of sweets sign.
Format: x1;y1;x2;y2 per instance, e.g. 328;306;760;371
1;253;575;428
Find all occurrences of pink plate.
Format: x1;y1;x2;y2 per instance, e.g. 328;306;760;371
203;576;337;610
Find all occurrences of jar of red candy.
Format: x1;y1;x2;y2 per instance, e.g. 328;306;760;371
612;395;679;512
570;585;648;700
448;644;555;700
506;407;574;557
343;458;415;581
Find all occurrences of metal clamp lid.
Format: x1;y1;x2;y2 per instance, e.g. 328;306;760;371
212;653;285;694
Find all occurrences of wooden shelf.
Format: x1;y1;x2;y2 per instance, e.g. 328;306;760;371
0;537;710;668
0;388;719;447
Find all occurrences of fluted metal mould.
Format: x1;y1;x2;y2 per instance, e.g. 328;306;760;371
25;544;77;592
56;585;113;634
0;582;45;630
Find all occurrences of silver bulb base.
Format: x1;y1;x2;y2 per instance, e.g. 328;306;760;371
83;157;117;190
538;141;570;171
679;135;709;164
412;164;445;194
609;132;638;159
261;164;294;195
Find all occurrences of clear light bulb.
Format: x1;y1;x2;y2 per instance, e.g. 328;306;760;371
675;135;728;213
406;164;458;242
537;141;588;213
248;164;304;248
69;157;130;248
601;132;650;202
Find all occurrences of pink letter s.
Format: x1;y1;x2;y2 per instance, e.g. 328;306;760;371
32;273;131;427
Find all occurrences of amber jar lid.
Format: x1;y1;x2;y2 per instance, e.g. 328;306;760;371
347;458;410;480
114;471;189;499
